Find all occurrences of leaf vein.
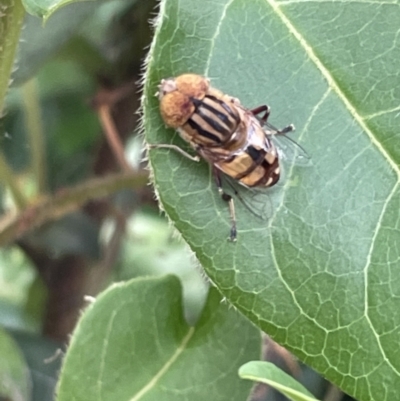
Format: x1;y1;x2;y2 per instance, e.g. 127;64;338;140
97;309;118;401
204;0;236;75
364;105;400;120
364;181;400;376
267;0;400;178
129;327;195;401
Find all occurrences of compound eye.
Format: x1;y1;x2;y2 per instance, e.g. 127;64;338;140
175;74;209;99
159;91;195;128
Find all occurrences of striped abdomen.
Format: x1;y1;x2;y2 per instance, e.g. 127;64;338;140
216;122;281;188
178;90;280;188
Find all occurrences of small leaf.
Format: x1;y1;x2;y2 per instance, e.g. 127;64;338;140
239;361;319;401
56;276;261;401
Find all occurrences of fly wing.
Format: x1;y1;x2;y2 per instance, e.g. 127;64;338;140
222;175;272;221
269;131;312;167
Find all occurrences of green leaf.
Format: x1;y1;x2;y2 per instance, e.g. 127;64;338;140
239;361;319;401
14;2;104;85
22;0;97;21
0;327;31;401
143;1;400;400
56;275;261;401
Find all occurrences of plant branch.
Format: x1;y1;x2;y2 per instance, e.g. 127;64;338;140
22;79;47;193
0;0;25;113
0;170;149;246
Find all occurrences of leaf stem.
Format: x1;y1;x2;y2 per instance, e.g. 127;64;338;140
0;170;149;246
0;151;27;209
22;79;47;194
0;0;25;113
0;0;26;209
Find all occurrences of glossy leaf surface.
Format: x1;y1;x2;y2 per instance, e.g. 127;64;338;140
143;1;400;400
56;276;261;401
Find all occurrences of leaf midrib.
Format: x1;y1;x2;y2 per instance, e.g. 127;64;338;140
267;0;400;179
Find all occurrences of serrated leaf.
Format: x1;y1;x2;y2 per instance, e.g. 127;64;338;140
56;276;261;401
143;1;400;400
0;327;31;401
239;361;319;401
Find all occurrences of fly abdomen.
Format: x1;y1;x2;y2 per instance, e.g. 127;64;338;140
250;155;280;187
218;143;280;188
245;145;266;166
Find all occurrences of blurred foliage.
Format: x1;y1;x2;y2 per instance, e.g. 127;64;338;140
1;1;206;400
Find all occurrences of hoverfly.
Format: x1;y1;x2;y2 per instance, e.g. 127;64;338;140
150;73;306;241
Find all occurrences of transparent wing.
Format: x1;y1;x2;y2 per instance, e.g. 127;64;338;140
268;130;312;167
222;175;272;221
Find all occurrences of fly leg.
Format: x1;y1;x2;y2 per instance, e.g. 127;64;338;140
251;105;294;135
276;124;295;135
213;167;237;242
251;105;270;124
148;143;200;162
